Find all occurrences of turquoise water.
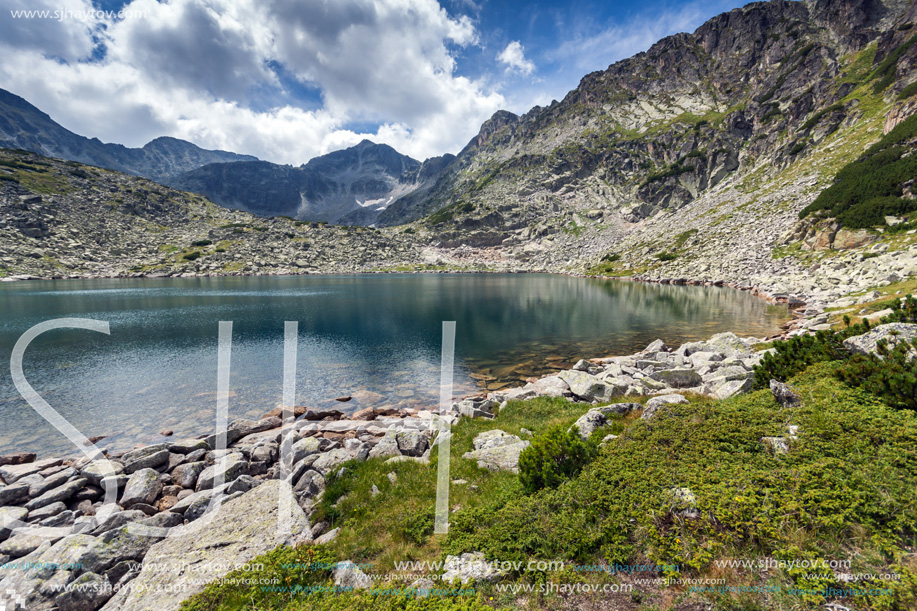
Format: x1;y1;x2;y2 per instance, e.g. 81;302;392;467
0;274;787;456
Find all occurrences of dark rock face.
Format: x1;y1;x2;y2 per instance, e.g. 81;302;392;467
0;88;257;182
171;140;449;225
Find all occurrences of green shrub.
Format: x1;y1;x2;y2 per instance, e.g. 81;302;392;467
402;508;435;545
789;141;808;155
600;253;620;262
518;424;598;493
898;80;917;100
800;113;917;228
753;295;917;411
836;337;917;410
191;239;212;247
657;252;678;261
183;251;202;261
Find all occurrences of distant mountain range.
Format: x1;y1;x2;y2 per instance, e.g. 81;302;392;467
0;87;456;225
0;88;258;182
168;140;456;225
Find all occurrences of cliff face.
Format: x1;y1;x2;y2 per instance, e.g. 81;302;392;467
406;0;917;250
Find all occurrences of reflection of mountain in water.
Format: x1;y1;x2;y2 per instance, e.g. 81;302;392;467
0;274;786;455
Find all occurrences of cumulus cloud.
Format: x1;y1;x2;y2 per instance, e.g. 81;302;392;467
497;41;535;75
0;0;505;163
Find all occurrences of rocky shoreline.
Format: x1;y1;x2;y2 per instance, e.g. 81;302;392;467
0;324;781;610
3;309;916;609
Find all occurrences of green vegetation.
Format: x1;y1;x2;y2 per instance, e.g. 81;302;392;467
872;34;917;93
180;546;496;611
518;425;598;493
753;295;917;410
800;103;844;132
191;239;213;247
799;113;917;228
182;250;202;261
898;80;917;100
656;252;678;262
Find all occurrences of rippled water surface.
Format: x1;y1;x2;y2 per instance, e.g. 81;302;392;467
0;274;788;456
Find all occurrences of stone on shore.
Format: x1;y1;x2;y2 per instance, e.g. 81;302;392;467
442;551;506;584
120;469;163;509
558;370;620;402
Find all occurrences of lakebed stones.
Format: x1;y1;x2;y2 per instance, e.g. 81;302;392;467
100;480;308;611
462;430;530;473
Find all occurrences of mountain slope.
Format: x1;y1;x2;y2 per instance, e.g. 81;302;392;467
0;88;257;182
170;140;455;225
406;0;917;255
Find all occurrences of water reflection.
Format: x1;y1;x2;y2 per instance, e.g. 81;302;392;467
0;274;787;456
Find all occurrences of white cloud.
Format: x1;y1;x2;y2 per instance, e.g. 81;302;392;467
497;41;535;75
0;0;505;164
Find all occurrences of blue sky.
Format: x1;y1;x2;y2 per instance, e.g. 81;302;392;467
0;0;748;163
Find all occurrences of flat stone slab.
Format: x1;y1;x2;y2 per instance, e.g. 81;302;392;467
100;480;308;611
0;458;63;484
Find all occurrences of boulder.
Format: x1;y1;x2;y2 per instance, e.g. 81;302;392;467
311;449;352;474
172;461;206;490
396;430;429;457
25;478;87;511
0;452;36;467
0;506;28;541
641;394;689;420
558;370;620;402
293;470;325;499
761;436;790;454
570;404;638;440
523;375;570;397
80;460;125;487
100;480;309;611
195;454;247;492
0;458;63;484
713;378;754;399
332;561;372;590
367;428;401;459
843;323;917;357
769;380;801;408
120;469;162;509
649;368;702;388
121;445;170;474
54;571;113;611
167;439;209;455
442;551;506;584
0;482;30;506
462;430;530;473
